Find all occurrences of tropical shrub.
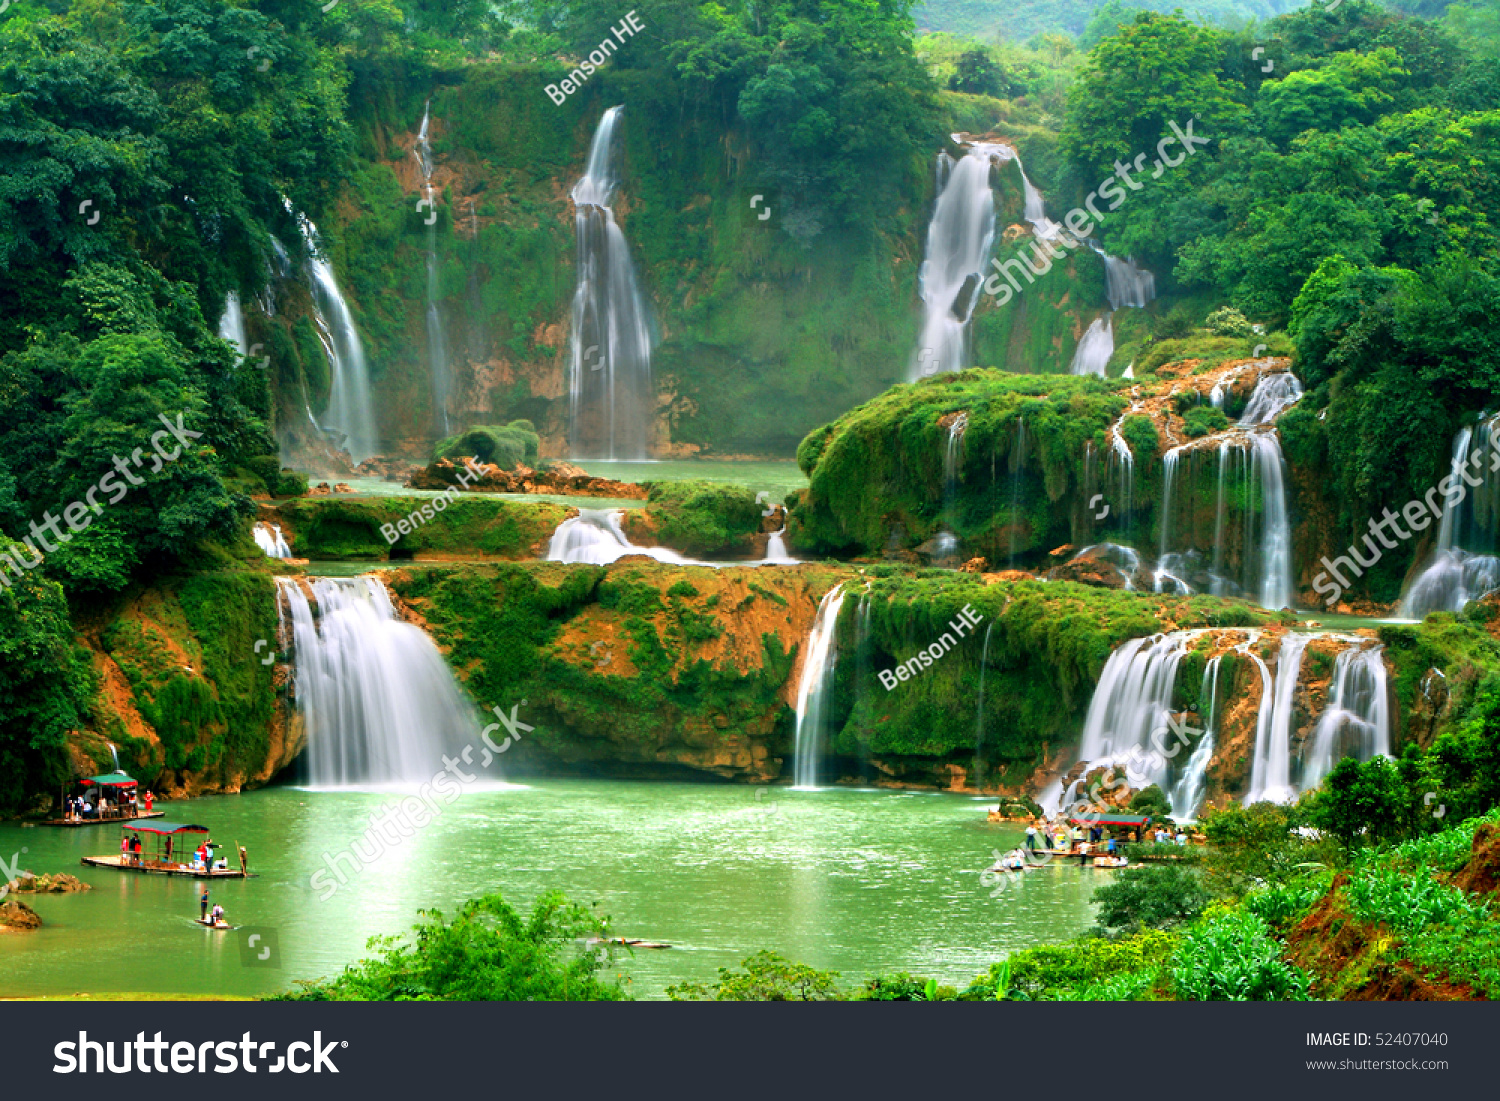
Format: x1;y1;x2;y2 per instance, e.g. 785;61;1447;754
1170;911;1311;1001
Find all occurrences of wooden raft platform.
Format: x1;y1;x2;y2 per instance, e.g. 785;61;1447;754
79;856;250;879
41;811;166;828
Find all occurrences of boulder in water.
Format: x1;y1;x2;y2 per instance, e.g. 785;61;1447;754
7;872;91;894
0;898;42;931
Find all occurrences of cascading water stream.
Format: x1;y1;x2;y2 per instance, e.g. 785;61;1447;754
911;142;1002;379
1169;656;1222;821
792;584;847;789
974;620;994;783
253;521;292;559
414;100;451;434
569;106;653;460
1246;633;1310;804
1302;644;1391;790
218;292;249;359
277;577;482;787
293;208;378;463
1400;415;1500;617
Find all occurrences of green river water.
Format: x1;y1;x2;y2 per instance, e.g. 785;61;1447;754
0;781;1101;999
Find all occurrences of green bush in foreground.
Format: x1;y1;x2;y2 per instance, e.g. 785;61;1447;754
279;893;627;1001
1170;910;1311;1001
667;951;842;1001
1091;864;1211;936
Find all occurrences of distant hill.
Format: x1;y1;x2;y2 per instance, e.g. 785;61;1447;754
915;0;1459;40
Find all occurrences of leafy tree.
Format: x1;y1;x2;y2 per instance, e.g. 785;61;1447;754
1128;783;1172;817
947;47;1009;96
1091;864;1210;934
282;893;628;1001
667;950;842;1000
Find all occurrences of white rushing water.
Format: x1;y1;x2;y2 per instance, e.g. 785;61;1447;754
278;577;482;787
292;208;378;463
1302;644;1391;791
911;142;1002;379
1069;316;1115;376
792;584;847;789
253;521;292;559
1400;415;1500;617
414;100;452;434
545;510;799;567
218;291;249;359
1245;633;1309;805
763;528;796;564
1169;655;1222;820
569;106;653;460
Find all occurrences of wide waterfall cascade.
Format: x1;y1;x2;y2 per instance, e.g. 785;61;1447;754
793;584;848;788
253;522;292;559
1302;644;1391;790
569;106;654;460
1070;316;1114;376
1170;656;1223;821
911;141;1003;379
1041;631;1205;812
294;210;378;463
218;292;249;359
1400;416;1500;617
414;100;451;434
277;577;483;787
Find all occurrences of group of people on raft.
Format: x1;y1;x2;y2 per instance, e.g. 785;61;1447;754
66;788;154;822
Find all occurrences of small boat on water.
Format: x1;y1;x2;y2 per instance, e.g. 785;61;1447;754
80;823;252;879
587;936;671;950
195;917;235;930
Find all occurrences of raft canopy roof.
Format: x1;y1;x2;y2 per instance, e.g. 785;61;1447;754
121;822;208;836
1068;813;1154;828
82;772;137;787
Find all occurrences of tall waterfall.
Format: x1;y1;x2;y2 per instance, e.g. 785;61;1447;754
1150;372;1299;609
414;100;451;434
1400;415;1500;617
1245;633;1310;805
974;620;994;783
277;577;482;787
1170;656;1222;820
1069;245;1155;376
1302;645;1391;790
911;142;1002;379
569;106;653;460
218;292;249;359
792;584;847;788
295;210;379;463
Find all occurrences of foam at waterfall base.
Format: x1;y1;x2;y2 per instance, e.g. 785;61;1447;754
546;510;801;567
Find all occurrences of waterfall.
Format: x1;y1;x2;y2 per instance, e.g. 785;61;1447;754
911;142;1002;378
1042;631;1203;811
941;413;967;549
253;521;292;559
1238;372;1302;426
294;209;378;463
546;509;689;565
277;577;482;787
1245;633;1310;804
108;743;120;771
1099;252;1156;311
1008;417;1027;565
974;620;994;783
1248;433;1294;609
1400;416;1500;617
1169;656;1222;821
414;100;451;435
792;584;848;789
569;106;653;460
1302;644;1391;790
763;528;796;564
1069;316;1114;376
218;292;249;359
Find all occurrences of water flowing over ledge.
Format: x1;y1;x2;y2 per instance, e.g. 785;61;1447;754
276;577;482;787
